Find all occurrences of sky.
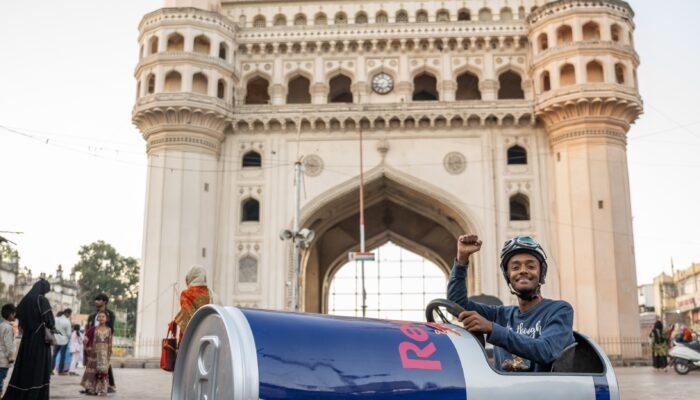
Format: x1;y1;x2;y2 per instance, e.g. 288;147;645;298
0;1;698;286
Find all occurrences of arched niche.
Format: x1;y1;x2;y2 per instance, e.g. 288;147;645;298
297;167;481;313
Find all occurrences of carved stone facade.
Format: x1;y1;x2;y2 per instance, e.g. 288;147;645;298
133;0;643;358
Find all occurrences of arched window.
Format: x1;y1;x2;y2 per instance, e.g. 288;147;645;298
294;14;307;26
456;71;481;100
328;74;353;103
538;33;549;51
164;71;182;93
507;145;527;165
498;71;524;99
582;21;601;41
147;74;155;94
334;12;347;25
314;12;327;25
217;79;226;99
500;7;513;21
245;77;270;104
436;9;450;22
192;73;208;95
193;35;211;55
136;81;141;98
287;75;311;104
478;8;493;22
241;198;260;222
355;12;368;24
412;73;438;101
273;14;287;26
557;25;573;45
253;15;266;28
238;256;258;283
615;63;626;84
375;11;388;24
148;36;159;55
518;6;526;20
458;9;471;21
509;194;530;221
541;71;551;92
396;10;408;23
610;24;621;42
242;151;262;167
586;61;604;83
218;43;228;60
166;33;184;52
416;10;428;23
560;64;576;86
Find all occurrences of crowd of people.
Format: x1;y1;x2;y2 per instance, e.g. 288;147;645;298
0;280;118;399
648;320;698;372
0;265;217;399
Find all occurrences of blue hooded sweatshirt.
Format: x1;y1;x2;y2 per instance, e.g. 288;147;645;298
448;261;575;372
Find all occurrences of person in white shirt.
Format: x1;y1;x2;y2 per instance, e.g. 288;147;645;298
0;304;16;396
52;308;73;375
68;324;84;375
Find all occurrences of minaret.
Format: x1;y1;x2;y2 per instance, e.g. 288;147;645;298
132;1;234;357
528;0;642;357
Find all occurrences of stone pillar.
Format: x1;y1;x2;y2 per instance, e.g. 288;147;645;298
539;99;642;358
132;105;227;358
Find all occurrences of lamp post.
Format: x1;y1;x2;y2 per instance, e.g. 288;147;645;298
280;160;315;312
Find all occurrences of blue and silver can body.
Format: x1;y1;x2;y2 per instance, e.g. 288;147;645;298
172;305;619;400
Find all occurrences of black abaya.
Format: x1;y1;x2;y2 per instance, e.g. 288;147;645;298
3;279;54;400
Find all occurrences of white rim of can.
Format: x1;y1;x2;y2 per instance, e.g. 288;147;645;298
171;305;259;400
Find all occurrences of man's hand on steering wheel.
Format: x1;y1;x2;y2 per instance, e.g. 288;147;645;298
458;311;493;335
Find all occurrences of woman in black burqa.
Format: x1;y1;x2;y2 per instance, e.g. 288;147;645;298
3;279;55;400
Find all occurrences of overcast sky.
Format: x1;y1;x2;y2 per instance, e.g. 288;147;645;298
0;1;698;287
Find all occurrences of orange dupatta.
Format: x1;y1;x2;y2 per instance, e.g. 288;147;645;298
173;285;211;343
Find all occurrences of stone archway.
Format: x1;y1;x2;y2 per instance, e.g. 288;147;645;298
298;167;479;313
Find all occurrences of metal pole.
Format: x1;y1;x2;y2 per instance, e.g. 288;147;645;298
359;124;367;317
292;160;302;311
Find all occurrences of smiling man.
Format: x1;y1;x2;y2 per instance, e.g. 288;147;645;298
448;235;574;372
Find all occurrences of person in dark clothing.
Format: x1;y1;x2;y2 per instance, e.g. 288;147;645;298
2;279;55;400
85;293;116;393
649;320;669;371
448;234;575;372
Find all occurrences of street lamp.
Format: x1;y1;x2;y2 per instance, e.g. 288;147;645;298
280;227;315;311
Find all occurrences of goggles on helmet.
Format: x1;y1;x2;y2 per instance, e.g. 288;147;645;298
500;236;546;260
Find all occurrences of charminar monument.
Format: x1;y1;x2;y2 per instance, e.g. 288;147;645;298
132;0;643;358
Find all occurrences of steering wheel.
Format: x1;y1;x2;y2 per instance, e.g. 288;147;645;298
425;299;486;347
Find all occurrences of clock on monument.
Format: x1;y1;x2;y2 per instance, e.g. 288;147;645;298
371;72;394;94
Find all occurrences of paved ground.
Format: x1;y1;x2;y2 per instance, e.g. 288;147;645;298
42;366;699;399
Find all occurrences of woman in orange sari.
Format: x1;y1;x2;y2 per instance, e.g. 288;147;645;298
173;266;217;343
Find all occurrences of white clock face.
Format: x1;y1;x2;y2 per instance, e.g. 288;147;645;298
372;73;394;94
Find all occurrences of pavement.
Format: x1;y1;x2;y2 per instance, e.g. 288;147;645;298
41;366;700;399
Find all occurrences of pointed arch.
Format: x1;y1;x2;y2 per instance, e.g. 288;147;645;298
328;73;353;103
583;21;601;41
586;60;604;83
412;72;438;101
241;197;260;222
509;194;530;221
287;73;312;104
193;34;211;55
166;32;184;52
455;70;481;100
497;70;524;99
244;74;271;105
164;70;182;93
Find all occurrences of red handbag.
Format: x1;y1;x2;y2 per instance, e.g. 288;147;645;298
160;321;178;372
